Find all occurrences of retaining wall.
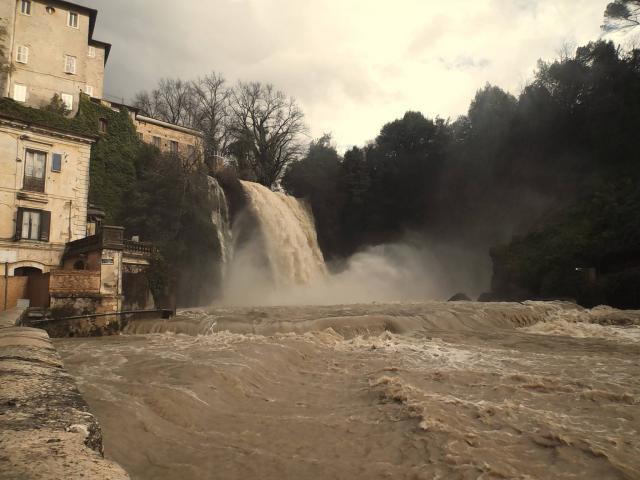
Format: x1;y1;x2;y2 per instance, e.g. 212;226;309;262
0;308;130;479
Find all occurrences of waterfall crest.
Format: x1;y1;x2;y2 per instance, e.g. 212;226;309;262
239;181;327;287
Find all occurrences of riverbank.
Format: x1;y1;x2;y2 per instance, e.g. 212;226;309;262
0;308;129;480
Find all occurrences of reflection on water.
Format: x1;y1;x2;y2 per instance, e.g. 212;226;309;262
55;302;640;480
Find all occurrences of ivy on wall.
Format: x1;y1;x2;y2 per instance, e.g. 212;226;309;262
74;95;140;224
0;97;93;135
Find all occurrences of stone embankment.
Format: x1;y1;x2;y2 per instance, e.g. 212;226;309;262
0;307;129;479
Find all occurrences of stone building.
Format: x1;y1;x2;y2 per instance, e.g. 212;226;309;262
0;110;95;277
92;98;205;161
135;113;204;161
0;1;190;315
0;0;110;113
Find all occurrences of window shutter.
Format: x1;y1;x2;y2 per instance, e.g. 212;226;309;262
51;153;62;172
17;46;29;63
64;56;76;74
61;93;73;111
39;211;51;242
15;209;23;241
13;84;26;102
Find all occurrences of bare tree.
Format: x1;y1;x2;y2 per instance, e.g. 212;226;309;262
133;89;163;118
133;78;198;127
229;82;306;188
603;0;640;31
192;72;232;159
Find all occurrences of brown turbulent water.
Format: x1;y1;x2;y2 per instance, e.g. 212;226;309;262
55;301;640;480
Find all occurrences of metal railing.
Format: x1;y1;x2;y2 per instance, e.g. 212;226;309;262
26;309;174;324
123;239;155;256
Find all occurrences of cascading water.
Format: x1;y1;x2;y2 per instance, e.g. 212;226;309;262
207;176;232;267
237;180;327;287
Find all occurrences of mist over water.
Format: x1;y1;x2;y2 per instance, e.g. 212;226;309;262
221;182;489;306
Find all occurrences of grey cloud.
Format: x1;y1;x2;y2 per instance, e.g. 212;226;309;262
74;0;610;149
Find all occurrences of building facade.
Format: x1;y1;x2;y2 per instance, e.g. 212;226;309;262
0;112;95;276
135;114;204;161
0;0;110;113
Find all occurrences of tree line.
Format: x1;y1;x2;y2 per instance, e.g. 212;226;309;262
282;38;640;308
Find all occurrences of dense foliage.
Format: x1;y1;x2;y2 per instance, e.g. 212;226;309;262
0;97;94;135
283;40;640;307
74;95;140;224
121;145;221;307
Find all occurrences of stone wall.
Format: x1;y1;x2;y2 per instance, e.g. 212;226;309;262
49;270;100;295
0;307;129;479
135;115;203;157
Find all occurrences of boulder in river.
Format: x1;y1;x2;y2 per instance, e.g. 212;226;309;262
448;292;471;302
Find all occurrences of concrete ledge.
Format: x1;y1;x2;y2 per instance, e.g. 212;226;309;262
0;326;129;479
0;307;26;329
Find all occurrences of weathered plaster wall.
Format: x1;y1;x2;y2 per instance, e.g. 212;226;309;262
8;0;106;112
62;250;101;271
99;248;121;301
0;119;93;274
0;0;16;97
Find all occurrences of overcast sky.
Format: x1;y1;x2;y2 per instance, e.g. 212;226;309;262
78;0;612;151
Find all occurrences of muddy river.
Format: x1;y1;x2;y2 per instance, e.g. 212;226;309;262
55;301;640;480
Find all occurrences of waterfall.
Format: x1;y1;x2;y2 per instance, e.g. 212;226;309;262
238;181;327;287
207;176;232;266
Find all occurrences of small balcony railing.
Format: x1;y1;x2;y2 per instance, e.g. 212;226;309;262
124;239;155;257
23;175;45;192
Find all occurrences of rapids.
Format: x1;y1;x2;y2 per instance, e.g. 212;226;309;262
55;301;640;480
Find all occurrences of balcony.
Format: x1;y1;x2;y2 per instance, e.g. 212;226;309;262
64;226;155;261
124;239;155;257
23;175;45;193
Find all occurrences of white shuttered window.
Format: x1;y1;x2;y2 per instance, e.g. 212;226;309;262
61;93;73;111
25;150;46;179
64;55;76;74
21;211;41;240
13;84;26;102
16;45;29;63
68;11;79;28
